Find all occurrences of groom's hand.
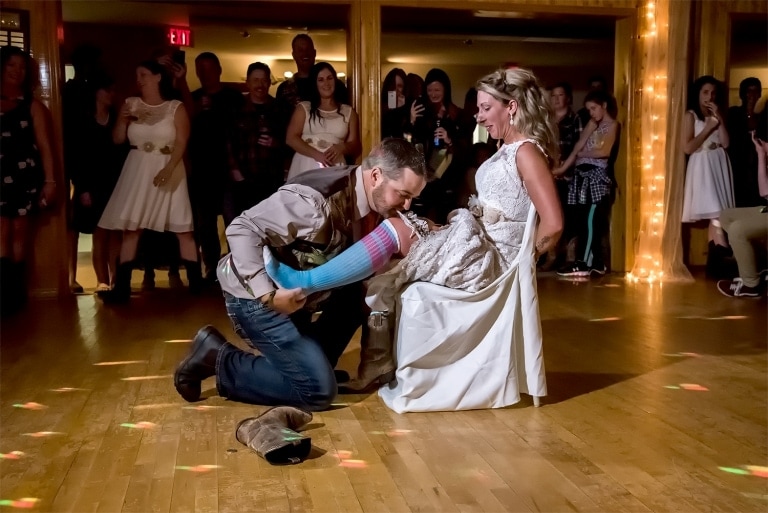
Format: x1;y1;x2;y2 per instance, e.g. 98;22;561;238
262;288;306;315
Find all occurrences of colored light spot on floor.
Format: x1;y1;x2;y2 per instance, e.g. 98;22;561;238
13;402;47;410
122;375;173;381
679;383;709;391
0;498;40;508
719;466;751;475
133;403;177;410
339;459;367;468
93;360;148;366
22;432;63;438
746;465;768;478
120;421;157;430
175;464;221;473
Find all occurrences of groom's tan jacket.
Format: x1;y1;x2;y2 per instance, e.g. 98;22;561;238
217;165;371;301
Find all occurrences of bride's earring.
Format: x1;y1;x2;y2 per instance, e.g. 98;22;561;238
509;114;516;126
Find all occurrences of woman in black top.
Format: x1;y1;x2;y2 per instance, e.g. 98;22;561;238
406;68;471;223
70;73;128;290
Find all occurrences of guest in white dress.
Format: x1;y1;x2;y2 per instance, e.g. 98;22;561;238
97;60;201;303
265;68;564;412
286;62;360;180
681;75;733;249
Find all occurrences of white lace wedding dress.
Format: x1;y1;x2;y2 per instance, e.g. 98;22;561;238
98;98;193;233
372;139;547;413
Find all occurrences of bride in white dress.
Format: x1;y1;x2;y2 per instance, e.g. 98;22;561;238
264;69;563;412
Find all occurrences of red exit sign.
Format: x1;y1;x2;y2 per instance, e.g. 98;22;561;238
167;27;192;47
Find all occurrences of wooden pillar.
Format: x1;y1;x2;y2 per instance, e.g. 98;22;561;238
693;0;730;80
613;16;636;272
4;0;68;297
347;0;381;156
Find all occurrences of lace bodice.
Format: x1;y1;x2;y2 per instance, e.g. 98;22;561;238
474;140;533;268
475;140;532;221
299;101;351;151
125;98;180;150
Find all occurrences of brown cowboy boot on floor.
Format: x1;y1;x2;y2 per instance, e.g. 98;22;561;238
339;311;396;393
235;406;313;465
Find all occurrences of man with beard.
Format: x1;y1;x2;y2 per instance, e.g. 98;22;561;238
174;138;428;410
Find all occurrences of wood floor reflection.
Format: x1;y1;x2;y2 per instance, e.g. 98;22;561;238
1;273;766;512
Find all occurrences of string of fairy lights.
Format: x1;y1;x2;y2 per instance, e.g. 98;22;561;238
627;0;667;284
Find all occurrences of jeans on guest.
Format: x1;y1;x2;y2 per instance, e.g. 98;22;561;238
217;284;363;411
574;195;612;269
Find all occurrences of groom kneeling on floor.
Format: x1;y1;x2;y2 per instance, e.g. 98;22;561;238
173;138;429;410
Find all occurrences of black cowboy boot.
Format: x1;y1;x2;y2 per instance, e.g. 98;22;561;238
97;260;134;304
182;259;204;294
174;325;229;402
235;406;313;465
1;258;24;316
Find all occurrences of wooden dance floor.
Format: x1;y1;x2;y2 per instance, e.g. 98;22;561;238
1;273;766;512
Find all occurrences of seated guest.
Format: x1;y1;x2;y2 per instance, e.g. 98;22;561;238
717;131;768;297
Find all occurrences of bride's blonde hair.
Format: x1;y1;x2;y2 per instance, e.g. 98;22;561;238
476;68;559;168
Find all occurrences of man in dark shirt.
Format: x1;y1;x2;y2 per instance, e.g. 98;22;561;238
226;62;284;225
176;52;245;281
276;34;317;119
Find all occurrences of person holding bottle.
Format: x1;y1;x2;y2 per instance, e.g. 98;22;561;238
405;68;469;222
226;62;284;226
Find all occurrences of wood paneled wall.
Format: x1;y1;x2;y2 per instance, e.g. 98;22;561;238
693;0;768;81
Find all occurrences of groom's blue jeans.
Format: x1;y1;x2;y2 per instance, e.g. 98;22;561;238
217;286;362;411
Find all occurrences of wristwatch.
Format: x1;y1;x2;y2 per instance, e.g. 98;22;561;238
262;290;276;307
